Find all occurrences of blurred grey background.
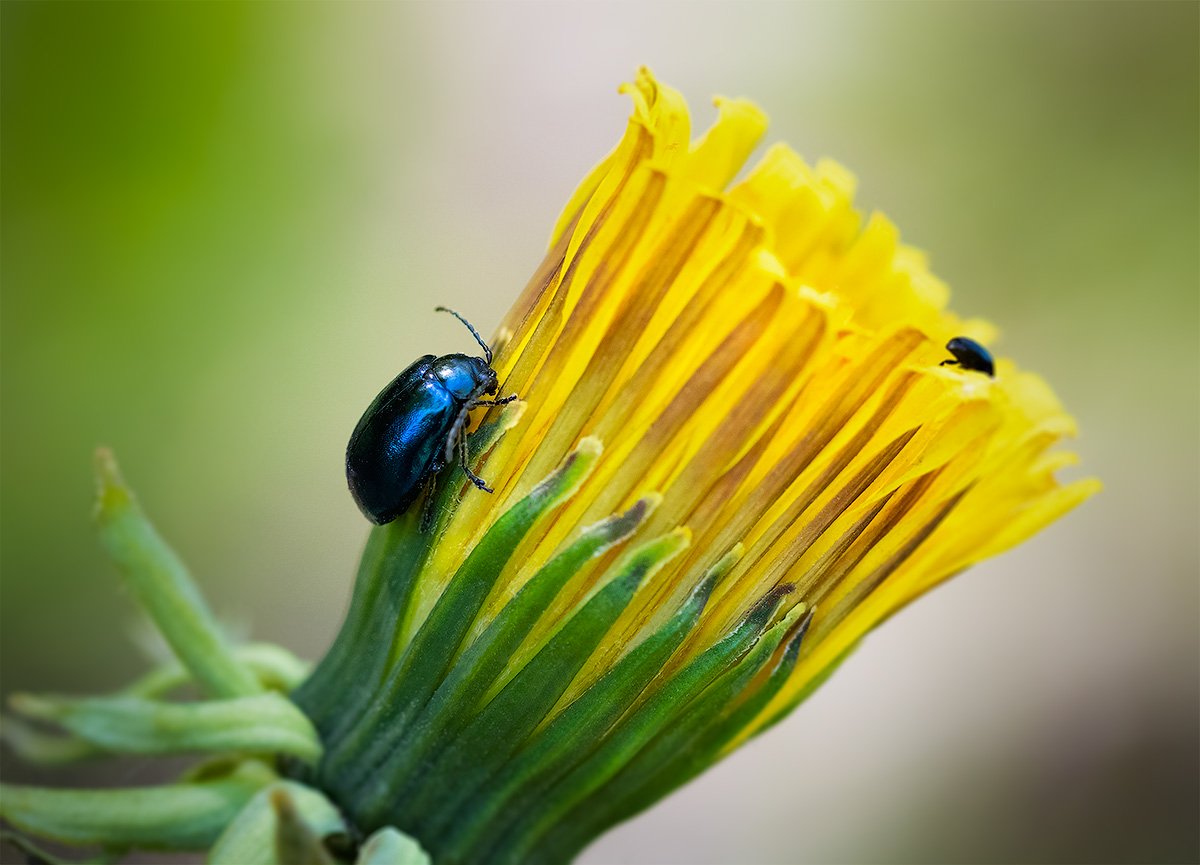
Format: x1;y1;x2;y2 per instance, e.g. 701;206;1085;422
3;3;1196;863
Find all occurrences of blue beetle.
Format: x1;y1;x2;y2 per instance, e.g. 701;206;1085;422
939;336;995;377
346;307;516;526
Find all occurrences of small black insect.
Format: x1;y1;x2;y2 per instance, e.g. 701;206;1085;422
939;336;995;377
346;307;516;526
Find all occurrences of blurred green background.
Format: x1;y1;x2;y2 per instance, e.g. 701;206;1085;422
2;2;1196;863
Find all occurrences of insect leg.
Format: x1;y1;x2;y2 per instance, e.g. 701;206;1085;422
473;394;519;407
458;429;493;493
444;406;472;467
443;404;492;493
419;482;437;533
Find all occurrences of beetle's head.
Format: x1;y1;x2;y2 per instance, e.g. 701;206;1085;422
477;359;500;396
432;354;488;400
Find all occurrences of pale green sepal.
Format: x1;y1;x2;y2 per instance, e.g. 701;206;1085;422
0;764;272;849
93;449;261;699
356;827;431;865
0;715;100;765
10;692;322;764
208;781;344;865
236;643;313;693
271;786;336;865
122;643;311;699
1;646;310;767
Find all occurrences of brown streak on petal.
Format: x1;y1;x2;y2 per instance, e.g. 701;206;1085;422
691;366;920;600
721;330;927;546
651;306;829;539
487;170;667;512
497;211;602;401
498;135;654;401
624;393;799;648
588;218;766;446
615;306;829;639
753;425;921;592
586;282;787;523
806;468;942;611
528;283;792;633
683;491;894;672
502;177;669;502
744;377;918;568
810;484;972;642
801;329;925;440
686;392;798;551
793;491;897;599
525;193;724;484
494;222;573;372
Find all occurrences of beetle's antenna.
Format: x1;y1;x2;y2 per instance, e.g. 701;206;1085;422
435;306;492;364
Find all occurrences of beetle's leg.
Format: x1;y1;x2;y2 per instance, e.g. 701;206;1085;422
416;455;445;534
458;428;493;493
939;359;959;367
444;406;472;467
443;405;491;492
472;394;519;407
419;477;438;533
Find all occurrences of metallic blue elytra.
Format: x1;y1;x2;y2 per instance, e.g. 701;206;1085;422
346;308;515;526
939;336;995;377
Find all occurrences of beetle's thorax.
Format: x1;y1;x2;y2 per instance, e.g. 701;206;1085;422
431;353;495;400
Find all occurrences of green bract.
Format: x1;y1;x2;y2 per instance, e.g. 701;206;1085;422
1;436;814;865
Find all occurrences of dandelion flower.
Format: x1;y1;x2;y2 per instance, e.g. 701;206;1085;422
0;69;1097;865
295;67;1098;862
